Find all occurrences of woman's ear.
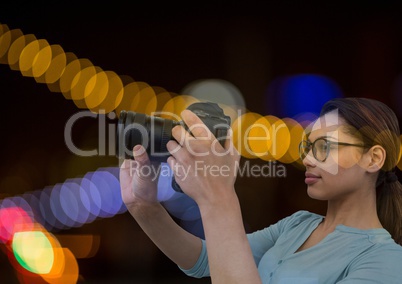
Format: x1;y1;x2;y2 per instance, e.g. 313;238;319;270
365;145;386;173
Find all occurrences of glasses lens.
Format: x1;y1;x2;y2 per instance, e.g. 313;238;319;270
313;139;329;162
299;141;310;160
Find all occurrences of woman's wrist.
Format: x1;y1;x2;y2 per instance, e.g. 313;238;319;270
196;186;241;219
126;199;163;218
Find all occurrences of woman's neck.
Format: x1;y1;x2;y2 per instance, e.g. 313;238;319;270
323;188;382;230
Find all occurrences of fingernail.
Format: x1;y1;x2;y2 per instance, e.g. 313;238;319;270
133;145;147;157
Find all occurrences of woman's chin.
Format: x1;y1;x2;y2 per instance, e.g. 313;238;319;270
307;187;328;201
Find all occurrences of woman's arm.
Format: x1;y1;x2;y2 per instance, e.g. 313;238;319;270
199;191;262;283
120;147;202;270
126;201;202;270
166;110;262;283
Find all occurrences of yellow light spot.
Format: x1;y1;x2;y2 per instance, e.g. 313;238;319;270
114;80;143;117
130;82;157;115
59;57;93;100
278;118;305;164
9;34;37;71
42;45;66;85
161;95;200;120
232;111;262;159
248;116;272;159
22;39;50;76
70;65;99;106
266;116;291;161
89;71;124;113
84;70;109;111
143;89;158;115
41;233;66;279
32;42;52;79
0;25;11;58
150;88;173;115
41;248;79;284
12;231;54;274
0;28;23;64
48;52;77;93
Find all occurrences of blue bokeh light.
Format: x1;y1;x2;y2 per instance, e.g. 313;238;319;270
157;163;177;202
80;175;102;220
50;184;76;228
0;164;204;236
60;180;90;226
265;74;344;119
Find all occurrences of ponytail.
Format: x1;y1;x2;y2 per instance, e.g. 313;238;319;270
376;170;402;245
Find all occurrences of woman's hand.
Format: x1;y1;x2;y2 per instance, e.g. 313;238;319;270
119;144;204;271
166;110;261;283
166;109;240;207
119;145;161;208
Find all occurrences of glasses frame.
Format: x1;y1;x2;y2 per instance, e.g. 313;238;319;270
299;138;366;162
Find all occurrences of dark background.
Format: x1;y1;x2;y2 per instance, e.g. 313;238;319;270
1;1;402;283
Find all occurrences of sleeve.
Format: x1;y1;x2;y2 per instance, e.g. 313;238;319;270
179;239;210;278
336;246;402;284
247;210;313;266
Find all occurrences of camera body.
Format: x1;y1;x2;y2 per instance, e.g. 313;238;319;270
116;102;231;192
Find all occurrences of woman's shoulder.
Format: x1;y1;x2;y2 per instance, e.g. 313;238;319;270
348;239;402;273
368;238;402;256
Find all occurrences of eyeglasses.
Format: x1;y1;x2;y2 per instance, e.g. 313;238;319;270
298;138;365;162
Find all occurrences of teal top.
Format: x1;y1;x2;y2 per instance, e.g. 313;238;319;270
180;210;402;283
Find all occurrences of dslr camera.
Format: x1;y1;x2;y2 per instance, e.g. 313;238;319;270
116;102;231;192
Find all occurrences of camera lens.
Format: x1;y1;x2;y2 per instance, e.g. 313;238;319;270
116;110;181;162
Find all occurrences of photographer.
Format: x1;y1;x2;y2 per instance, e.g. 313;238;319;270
119;97;402;283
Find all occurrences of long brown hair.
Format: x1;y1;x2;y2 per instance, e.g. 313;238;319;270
320;97;402;245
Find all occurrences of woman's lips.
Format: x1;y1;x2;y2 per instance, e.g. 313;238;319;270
305;173;321;185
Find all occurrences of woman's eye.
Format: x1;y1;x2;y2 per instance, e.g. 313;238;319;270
317;142;329;152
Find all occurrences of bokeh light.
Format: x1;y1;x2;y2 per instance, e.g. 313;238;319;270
59;180;91;226
156;162;177;202
161;95;200;119
232;111;263;159
19;38;50;77
264;74;344;119
0;166;126;282
181;78;246;123
0;203;34;244
247;116;272;159
0;23;325;164
41;44;66;85
1;167;127;235
8;33;28;68
277;117;306;166
12;230;54;274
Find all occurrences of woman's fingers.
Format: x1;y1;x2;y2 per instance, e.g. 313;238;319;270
133;145;151;166
180;110;212;139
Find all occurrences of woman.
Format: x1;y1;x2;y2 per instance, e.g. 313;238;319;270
119;97;402;283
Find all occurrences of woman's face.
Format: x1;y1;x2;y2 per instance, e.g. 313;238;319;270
302;111;367;201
